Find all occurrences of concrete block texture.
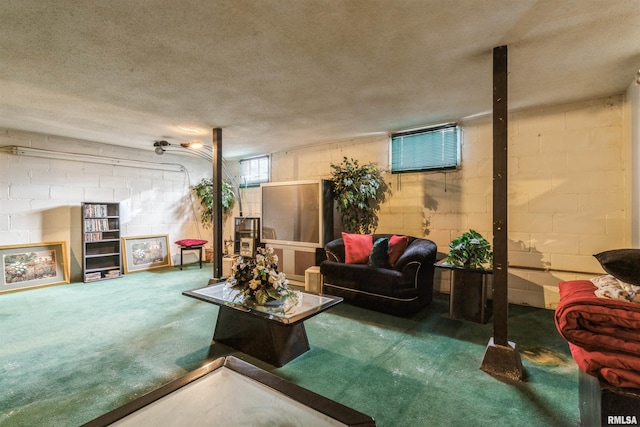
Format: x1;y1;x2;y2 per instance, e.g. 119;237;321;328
0;94;630;308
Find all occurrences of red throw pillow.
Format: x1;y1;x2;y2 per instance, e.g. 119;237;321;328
388;235;409;267
175;239;208;247
342;232;373;264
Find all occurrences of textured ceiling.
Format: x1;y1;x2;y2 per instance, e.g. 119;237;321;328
1;0;639;159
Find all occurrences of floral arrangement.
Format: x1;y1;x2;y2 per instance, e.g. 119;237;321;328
227;246;299;306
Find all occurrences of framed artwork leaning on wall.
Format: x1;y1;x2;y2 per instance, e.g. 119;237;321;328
122;234;171;273
0;241;69;293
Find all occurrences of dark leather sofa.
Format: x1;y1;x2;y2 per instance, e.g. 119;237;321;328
319;234;437;316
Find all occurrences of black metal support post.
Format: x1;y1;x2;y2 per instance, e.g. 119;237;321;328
210;128;223;282
480;45;524;381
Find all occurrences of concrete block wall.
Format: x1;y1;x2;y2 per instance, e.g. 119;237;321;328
0;128;226;282
1;94;629;304
503;96;628;307
257;95;629;309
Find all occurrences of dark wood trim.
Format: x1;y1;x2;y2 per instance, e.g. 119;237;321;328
481;45;524;381
492;45;509;346
212;127;223;279
81;356;376;426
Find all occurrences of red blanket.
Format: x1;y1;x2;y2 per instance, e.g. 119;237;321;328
569;343;640;389
555;280;640;388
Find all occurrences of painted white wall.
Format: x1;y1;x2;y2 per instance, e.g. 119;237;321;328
0;129;236;282
248;95;629;309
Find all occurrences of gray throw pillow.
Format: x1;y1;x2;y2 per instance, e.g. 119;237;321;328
369;238;390;268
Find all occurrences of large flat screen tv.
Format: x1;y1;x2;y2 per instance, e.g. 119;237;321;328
261;180;333;248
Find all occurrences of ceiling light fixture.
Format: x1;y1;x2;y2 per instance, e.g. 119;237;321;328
180;140;203;149
154;140;212;162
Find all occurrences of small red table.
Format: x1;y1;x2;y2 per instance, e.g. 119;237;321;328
175;239;208;270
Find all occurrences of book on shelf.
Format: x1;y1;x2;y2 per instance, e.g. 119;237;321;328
84;204;109;218
84;219;110;232
85;232;102;242
84;272;102;282
105;269;121;278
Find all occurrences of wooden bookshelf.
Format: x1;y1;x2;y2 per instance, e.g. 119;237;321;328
82;202;122;282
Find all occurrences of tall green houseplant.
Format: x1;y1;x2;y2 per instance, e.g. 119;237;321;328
193;178;236;228
329;157;390;234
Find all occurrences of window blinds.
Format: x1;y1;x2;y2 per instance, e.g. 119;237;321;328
239;155;270;187
391;124;459;173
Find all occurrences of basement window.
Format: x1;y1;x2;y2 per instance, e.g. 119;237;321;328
239;155;270;188
390;123;460;173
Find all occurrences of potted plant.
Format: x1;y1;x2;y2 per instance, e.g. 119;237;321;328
329;157;390;234
445;229;493;270
193;178;237;261
444;229;493;323
193;178;236;227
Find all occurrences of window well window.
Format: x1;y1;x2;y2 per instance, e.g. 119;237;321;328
390;123;460;173
239;155;270;188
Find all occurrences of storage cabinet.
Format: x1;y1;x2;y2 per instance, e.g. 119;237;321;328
234;217;260;258
82;202;122;282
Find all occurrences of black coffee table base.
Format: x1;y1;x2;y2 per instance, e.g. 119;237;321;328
184;283;341;367
212;305;310;367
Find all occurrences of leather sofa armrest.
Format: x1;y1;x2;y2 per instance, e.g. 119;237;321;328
394;238;437;293
324;238;345;263
394;238;437;272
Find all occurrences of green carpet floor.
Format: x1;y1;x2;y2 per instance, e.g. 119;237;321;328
0;264;579;426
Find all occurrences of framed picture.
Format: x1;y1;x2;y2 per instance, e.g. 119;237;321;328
0;241;69;293
122;235;171;273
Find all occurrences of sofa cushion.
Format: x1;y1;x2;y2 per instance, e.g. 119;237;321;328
321;261;410;293
369;237;390;268
342;232;373;264
388;235;409;267
175;239;208;247
594;249;640;286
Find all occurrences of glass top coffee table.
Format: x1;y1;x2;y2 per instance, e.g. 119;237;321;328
183;283;342;367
